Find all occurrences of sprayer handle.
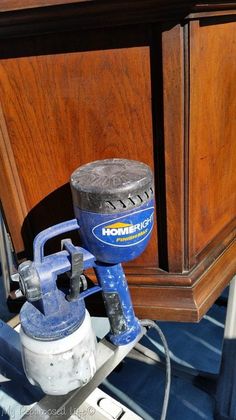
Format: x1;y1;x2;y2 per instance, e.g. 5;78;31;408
94;263;141;346
33;219;80;264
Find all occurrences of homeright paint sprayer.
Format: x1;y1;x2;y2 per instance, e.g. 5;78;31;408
17;159;171;420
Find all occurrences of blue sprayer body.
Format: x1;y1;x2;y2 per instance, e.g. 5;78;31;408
20;159;155;346
74;201;154;264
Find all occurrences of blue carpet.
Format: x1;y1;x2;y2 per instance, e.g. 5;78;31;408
101;303;226;420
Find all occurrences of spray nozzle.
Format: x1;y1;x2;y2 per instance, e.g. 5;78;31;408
18;260;42;302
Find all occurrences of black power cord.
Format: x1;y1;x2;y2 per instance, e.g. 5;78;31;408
140;319;171;420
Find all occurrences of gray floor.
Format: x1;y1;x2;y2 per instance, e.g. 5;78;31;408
0;275;227;420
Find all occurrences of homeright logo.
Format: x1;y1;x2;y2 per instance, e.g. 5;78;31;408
92;207;154;247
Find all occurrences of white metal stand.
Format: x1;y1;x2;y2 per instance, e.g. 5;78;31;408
71;387;142;419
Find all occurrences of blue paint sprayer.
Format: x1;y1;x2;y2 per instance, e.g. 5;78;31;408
17;159;170;416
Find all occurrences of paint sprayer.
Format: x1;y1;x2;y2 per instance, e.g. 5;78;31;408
16;159;170;418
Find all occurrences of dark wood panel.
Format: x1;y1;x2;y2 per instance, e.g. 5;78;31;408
162;24;185;273
1;0;235;14
0;43;158;267
189;19;236;262
188;10;236;19
0;1;199;39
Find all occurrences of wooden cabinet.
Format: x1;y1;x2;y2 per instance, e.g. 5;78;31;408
0;1;235;321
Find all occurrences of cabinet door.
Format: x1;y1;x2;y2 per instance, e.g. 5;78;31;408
0;27;158;268
189;19;236;265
